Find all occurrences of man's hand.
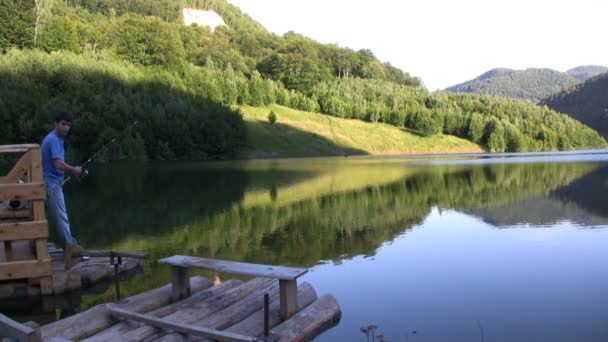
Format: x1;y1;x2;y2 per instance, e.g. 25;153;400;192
53;159;82;176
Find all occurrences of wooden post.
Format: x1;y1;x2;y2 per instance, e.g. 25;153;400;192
279;279;298;320
170;266;191;301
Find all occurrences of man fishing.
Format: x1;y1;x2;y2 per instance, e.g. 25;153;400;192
41;112;84;254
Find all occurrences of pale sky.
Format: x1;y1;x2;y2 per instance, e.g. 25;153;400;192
228;0;607;90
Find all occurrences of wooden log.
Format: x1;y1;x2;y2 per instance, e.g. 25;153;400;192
0;183;46;202
41;277;212;341
50;269;82;295
73;256;143;286
225;282;318;339
83;280;242;342
0;314;41;342
0;221;48;241
271;295;341;342
115;278;273;342
158;280;281;342
108;306;257;342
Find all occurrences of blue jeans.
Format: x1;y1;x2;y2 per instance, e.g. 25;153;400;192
45;182;78;245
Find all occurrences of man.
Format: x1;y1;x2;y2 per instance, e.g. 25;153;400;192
41;112;83;252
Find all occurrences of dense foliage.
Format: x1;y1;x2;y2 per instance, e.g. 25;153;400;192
446;68;581;103
542;72;608;139
0;49;246;160
0;0;606;158
310;78;607;151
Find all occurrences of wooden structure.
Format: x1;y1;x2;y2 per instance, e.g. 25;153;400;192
0;256;341;341
0;144;52;295
159;255;307;320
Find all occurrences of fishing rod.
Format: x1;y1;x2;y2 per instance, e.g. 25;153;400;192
62;120;141;186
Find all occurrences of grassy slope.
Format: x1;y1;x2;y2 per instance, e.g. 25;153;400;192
240;105;483;158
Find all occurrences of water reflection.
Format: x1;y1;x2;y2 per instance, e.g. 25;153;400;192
3;153;608;340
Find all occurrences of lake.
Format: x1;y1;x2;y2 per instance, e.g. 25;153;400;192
4;151;608;341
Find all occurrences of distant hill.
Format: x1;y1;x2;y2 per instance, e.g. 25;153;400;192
566;65;608;81
446;68;580;103
542;72;608;138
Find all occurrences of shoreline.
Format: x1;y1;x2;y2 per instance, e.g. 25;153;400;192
238;146;486;161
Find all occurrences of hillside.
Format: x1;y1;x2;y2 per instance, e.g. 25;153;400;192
567;65;608;81
542;73;608;138
240;105;483;158
446;68;580;103
0;0;606;160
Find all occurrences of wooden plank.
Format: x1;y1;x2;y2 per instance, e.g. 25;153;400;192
4;152;30;184
0;221;48;241
0;183;46;202
171;266;191;302
28;149;45;223
84;280;237;342
0;313;41;342
41;277;213;341
0;260;51;281
108;306;258;342
159;256;308;281
0;144;39;153
279;280;298;320
272;295;341;342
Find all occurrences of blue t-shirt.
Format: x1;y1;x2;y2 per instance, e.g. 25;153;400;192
41;131;65;184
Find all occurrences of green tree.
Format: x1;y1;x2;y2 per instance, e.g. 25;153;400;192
37;16;80;52
114;15;185;69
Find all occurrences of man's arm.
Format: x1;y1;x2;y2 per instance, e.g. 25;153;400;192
53;159;82;177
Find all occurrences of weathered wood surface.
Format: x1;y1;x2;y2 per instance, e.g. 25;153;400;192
41;277;213;341
78;251;147;259
157;280;281;341
0;313;41;342
0;183;46;202
0;144;40;153
112;278;273;342
271;295;341;342
2;150;30;184
159;256;307;281
0;221;47;241
170;266;190;301
83;280;242;342
0;260;51;280
108;306;257;342
224;282;318;340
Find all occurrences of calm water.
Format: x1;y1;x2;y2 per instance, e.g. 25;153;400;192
4;151;608;341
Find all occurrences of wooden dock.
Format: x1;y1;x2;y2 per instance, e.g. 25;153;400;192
0;144;145;299
0;241;145;299
1;255;341;342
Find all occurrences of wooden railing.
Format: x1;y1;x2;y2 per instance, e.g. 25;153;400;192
0;144;52;295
